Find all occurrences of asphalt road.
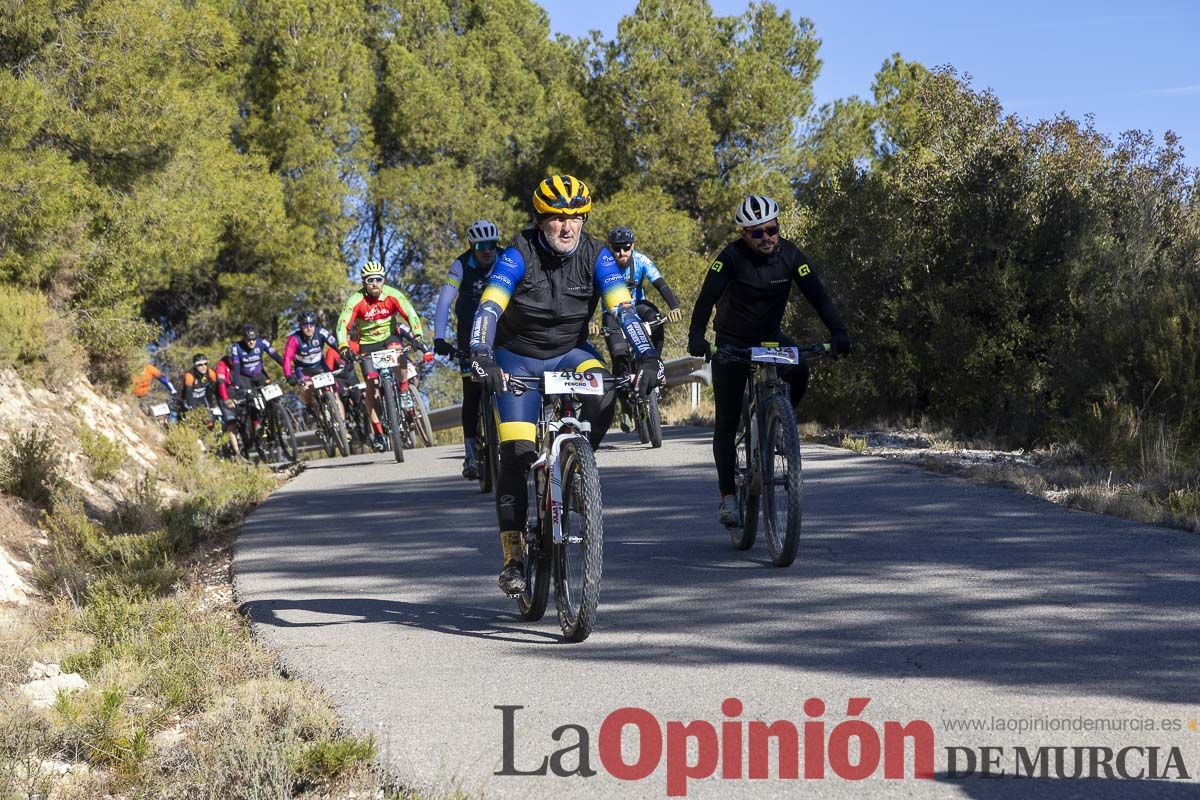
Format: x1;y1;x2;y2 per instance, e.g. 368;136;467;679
234;426;1200;799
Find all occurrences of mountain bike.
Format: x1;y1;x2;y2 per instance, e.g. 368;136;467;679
715;342;830;567
247;382;299;464
601;313;668;448
303;368;350;458
497;370;627;642
360;345;409;463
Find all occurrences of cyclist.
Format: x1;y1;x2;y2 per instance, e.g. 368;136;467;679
283;310;345;420
687;195;851;528
214;352;243;458
593;226;683;431
336;260;430;452
594;226;682;355
181;353;219;414
228;323;284;394
470;175;664;594
131;362;175;399
434;219;501;480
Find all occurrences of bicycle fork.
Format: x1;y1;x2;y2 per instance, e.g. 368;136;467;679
532;419;590;547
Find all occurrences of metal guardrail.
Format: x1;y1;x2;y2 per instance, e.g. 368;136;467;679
425;355;711;433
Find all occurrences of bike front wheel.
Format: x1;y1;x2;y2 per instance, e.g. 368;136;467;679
646;390;663;449
477;401;498;494
324;389;350;457
410;388;434;447
554;437;604;642
276;404;299;464
761;394;803;566
381;378;405;463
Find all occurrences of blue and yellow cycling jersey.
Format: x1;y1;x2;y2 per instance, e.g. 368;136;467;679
471;227;654;360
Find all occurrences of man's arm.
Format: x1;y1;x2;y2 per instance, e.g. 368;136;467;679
282;335;299;377
263;339;285;367
687;250;734;352
380;285;426;339
639;254;681;312
336;290;360;346
470;246;524;352
595;248;654;357
434;260;464;341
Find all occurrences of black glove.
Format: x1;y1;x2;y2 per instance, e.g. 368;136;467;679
286;373;299;386
831;330;851;358
470;351;505;394
338;346;355;362
433;338;454;357
634;357;665;397
412;336;429;354
688;335;710;359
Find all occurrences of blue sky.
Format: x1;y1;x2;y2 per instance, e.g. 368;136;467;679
539;0;1199;164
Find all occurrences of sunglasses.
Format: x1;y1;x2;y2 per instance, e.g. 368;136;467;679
746;225;779;239
300;322;316;328
473;241;498;252
363;276;384;285
543;195;589;210
611;244;633;253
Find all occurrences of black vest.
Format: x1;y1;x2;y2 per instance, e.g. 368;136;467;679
496;228;605;359
454;250;489;349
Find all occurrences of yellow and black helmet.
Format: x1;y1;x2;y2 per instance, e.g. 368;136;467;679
361;260;385;280
531;175;592;216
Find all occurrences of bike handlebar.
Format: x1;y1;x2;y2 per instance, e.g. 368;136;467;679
712;342;832;365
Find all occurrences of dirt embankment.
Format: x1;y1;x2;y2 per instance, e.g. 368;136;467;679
0;367;168;605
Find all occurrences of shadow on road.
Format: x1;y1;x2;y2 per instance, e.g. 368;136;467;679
237;427;1200;705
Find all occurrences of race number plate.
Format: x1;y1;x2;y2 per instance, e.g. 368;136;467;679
370;349;400;370
150;403;170;417
310;371;336;388
750;346;800;365
544;370;604;396
260;383;283;401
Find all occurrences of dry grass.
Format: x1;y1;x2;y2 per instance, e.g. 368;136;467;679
660;385;715;426
822;421;1200;534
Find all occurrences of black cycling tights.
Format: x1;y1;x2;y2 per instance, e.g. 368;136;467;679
711;356;809;496
460;376;482;439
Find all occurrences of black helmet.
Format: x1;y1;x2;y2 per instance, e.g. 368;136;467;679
192;352;208;366
608;226;635;247
297;310;318;326
242;323;258;342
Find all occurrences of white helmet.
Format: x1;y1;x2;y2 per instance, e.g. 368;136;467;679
733;195;780;228
466;219;500;244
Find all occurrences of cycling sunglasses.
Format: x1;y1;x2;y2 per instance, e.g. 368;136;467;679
363;275;385;285
745;225;779;239
611;244;633;252
548;195;589;210
473;241;498;252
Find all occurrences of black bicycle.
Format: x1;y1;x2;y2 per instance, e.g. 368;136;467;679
246;382;299;465
601;313;668;448
303;367;350;458
716;342;830;566
483;370;627;642
359;345;408;463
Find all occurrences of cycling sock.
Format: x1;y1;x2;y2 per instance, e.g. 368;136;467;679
500;530;523;565
464;437;477;461
373;420;383;435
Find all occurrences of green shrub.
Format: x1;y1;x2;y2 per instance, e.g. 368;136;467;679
52;686;151;780
75;310;160;390
841;435;868;454
0;425;61;506
79;428;126;482
290;735;376;788
0;285;50;372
